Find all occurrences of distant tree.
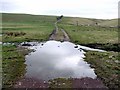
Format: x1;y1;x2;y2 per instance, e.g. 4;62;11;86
95;22;98;25
56;15;63;21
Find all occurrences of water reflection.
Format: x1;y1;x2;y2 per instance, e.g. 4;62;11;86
25;41;97;80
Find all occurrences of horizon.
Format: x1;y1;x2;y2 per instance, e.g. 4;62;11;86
1;0;119;19
2;12;118;20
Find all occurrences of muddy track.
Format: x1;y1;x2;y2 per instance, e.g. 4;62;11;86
61;29;70;41
49;22;58;40
49;21;70;41
14;77;108;89
14;21;108;89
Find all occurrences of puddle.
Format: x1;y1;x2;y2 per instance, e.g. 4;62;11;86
77;45;106;52
3;42;14;45
20;42;40;46
25;41;97;81
3;42;40;46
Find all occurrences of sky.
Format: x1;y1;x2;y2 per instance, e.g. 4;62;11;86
0;0;119;19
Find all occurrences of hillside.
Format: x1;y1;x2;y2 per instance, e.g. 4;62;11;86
2;13;117;26
2;13;120;89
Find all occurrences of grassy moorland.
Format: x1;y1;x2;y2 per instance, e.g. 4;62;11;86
2;13;55;42
57;17;119;88
2;13;119;88
0;44;1;88
85;51;120;88
2;13;56;88
58;22;119;51
2;45;33;88
59;24;118;44
2;13;118;44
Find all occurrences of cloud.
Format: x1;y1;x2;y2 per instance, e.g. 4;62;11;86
0;0;119;19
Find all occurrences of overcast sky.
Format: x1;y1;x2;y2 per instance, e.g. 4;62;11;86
0;0;119;19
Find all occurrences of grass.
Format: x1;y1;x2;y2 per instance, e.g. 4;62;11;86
2;13;55;42
58;16;117;26
0;36;2;42
58;23;119;51
2;13;119;89
85;51;120;88
49;78;72;88
2;13;118;43
2;45;32;88
58;16;119;88
3;30;52;43
0;44;2;88
58;24;118;44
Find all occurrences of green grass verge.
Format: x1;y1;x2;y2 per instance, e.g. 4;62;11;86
0;44;2;88
58;23;119;51
58;24;118;44
2;45;31;88
2;13;119;89
85;51;120;88
49;78;72;88
2;13;118;43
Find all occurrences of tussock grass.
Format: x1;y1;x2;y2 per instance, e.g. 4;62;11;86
85;51;120;88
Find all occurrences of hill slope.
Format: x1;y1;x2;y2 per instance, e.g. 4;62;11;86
2;13;117;26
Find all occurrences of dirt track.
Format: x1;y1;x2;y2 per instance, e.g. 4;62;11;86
14;78;49;88
49;21;70;41
14;20;108;89
14;77;108;89
72;78;108;89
